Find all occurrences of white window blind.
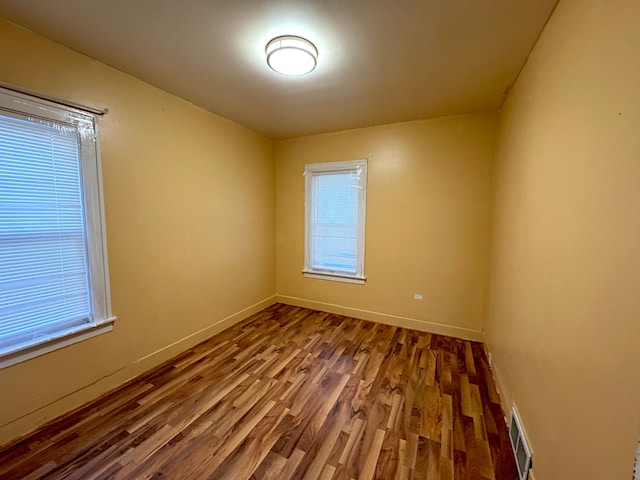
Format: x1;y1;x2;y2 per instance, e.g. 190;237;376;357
0;87;114;367
304;160;367;283
0;116;92;352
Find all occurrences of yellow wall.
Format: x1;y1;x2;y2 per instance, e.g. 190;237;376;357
275;114;496;339
0;20;276;444
485;0;640;478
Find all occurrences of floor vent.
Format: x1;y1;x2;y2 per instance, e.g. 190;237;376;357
509;406;532;480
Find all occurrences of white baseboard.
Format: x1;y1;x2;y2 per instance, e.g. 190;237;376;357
0;294;277;447
276;295;484;341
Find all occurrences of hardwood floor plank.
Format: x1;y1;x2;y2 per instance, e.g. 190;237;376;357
0;304;518;480
337;417;364;466
251;450;287;480
358;428;385;480
209;402;290;480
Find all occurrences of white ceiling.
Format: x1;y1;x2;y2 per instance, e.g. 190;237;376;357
0;0;557;139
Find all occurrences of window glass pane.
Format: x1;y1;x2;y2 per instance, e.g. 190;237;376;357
304;159;366;281
0;113;91;352
310;171;359;273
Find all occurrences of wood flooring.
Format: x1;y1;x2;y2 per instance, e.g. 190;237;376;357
0;303;518;479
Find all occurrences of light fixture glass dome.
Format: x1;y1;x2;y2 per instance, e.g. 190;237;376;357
266;35;318;76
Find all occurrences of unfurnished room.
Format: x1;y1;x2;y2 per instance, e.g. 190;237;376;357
0;1;638;479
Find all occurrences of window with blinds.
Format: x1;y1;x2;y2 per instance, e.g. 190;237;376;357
0;87;113;367
303;160;367;283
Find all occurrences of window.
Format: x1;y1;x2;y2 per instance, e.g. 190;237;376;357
0;87;114;368
304;159;367;284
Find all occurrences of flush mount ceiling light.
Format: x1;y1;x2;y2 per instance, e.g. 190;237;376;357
266;35;318;76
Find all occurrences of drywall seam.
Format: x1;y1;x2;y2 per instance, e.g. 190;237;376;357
277;295;484;341
0;294;278;447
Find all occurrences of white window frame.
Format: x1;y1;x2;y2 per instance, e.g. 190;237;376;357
0;87;115;368
303;159;367;284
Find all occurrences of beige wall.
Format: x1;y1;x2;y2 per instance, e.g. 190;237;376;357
275;114;496;339
485;0;640;478
0;20;276;444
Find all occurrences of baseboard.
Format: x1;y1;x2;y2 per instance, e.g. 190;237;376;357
0;294;277;447
131;294;277;370
482;334;512;422
276;295;484;341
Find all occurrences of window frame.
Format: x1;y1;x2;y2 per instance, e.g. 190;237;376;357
0;87;115;368
303;159;367;284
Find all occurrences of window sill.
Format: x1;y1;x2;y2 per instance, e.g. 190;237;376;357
0;317;116;369
302;270;366;284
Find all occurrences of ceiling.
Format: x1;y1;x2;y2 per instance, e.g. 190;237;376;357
0;0;557;139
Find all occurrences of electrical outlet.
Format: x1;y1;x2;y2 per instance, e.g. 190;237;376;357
413;293;423;300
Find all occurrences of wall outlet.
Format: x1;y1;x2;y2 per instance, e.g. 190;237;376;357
413;293;423;300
